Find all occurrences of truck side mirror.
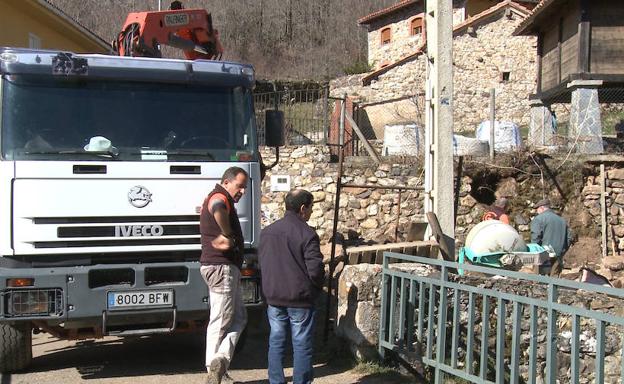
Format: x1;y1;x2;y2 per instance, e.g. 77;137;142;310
265;110;284;147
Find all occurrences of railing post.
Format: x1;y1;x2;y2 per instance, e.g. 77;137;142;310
546;284;558;384
496;298;506;383
378;252;389;359
434;266;448;384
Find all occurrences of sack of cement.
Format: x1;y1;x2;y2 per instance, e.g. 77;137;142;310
453;134;489;156
476;120;523;152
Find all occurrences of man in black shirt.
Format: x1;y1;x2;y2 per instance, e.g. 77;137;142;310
259;189;324;384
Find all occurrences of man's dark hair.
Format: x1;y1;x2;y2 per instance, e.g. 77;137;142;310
221;166;248;183
285;189;313;212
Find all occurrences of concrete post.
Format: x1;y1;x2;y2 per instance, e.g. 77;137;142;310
528;99;557;147
568;80;604;154
425;0;455;256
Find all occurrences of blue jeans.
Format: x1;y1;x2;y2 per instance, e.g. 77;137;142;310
267;305;315;384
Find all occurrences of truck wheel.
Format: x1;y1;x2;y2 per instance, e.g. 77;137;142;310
0;323;33;373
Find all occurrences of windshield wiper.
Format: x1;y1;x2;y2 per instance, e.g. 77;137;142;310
22;150;119;159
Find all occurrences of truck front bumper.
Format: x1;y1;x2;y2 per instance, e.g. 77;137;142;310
0;261;262;335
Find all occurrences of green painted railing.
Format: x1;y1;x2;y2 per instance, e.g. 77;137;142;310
378;252;624;384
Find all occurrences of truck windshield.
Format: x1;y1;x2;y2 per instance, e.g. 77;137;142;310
1;75;258;162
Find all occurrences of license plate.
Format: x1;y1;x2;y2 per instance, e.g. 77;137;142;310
107;290;174;309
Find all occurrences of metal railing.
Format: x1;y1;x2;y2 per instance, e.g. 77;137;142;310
379;253;624;384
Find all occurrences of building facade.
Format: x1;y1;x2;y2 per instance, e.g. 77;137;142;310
331;0;539;137
0;0;108;53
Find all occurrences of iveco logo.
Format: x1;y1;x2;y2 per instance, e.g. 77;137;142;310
115;225;164;237
128;186;152;208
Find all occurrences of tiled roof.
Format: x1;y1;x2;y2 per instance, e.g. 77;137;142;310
362;1;532;85
514;0;565;35
358;0;539;25
358;0;420;25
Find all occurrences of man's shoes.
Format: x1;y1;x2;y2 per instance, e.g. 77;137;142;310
206;357;227;384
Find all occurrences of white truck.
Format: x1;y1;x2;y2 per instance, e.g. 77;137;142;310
0;47;283;372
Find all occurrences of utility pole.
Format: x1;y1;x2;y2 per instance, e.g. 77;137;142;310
424;0;454;257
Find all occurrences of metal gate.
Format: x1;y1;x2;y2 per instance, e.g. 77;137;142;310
254;86;330;146
379;253;624;384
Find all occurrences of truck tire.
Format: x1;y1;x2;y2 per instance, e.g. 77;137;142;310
0;323;33;373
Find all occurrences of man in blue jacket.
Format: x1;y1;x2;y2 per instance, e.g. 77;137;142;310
259;189;324;384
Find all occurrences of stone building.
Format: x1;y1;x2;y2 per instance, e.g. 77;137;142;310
331;0;540;137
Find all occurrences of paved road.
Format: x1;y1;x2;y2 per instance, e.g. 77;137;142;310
1;308;384;384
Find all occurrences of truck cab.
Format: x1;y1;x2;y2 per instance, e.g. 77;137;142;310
0;47;281;372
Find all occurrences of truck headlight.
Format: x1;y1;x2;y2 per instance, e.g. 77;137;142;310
5;289;63;317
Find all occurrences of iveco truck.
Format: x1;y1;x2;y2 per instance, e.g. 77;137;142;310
0;47;282;372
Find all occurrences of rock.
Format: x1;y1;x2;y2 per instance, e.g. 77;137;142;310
578;210;594;227
312;191;326;202
460;194;477;208
366;204;379;216
290;147;307;158
496;178;518;197
582;185;602;196
356;189;372;199
607;169;624;180
343;187;367;195
310;209;323;219
360;218;379;229
514;215;529;226
353;209;367;220
603;256;624;271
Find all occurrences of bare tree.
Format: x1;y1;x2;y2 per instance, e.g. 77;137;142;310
48;0;396;80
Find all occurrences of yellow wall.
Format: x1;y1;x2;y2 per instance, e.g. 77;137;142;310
0;0;107;53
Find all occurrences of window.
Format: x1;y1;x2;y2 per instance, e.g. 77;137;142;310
380;27;391;45
501;71;511;82
410;16;424;36
28;33;41;49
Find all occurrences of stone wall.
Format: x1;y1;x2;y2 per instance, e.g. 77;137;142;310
336;263;624;383
582;166;624;256
260;146;624;259
332;7;537;134
260;146;425;244
366;10;424;69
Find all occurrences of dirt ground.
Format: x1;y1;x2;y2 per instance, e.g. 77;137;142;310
3;307;414;384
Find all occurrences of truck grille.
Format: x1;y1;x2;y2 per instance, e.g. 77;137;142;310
29;215;201;249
